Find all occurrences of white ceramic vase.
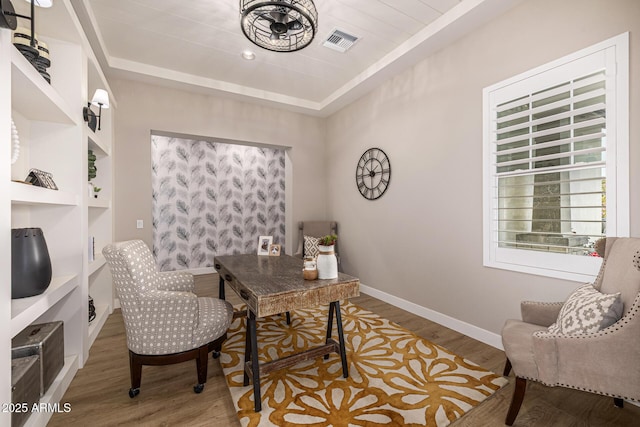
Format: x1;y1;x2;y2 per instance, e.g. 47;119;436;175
317;245;338;279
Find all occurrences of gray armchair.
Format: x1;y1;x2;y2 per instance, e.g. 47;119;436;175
103;240;233;397
501;237;640;425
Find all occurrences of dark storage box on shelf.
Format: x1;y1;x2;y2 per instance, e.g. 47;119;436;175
12;321;64;397
11;355;40;427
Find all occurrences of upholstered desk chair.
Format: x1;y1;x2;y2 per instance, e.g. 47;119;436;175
103;240;233;397
501;237;640;425
294;220;339;262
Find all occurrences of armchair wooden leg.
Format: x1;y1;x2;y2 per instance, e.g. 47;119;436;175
614;397;624;408
286;311;291;325
503;358;512;376
128;351;142;398
194;344;209;393
505;377;527;426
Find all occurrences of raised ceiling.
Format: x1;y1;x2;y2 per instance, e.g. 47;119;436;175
68;0;520;115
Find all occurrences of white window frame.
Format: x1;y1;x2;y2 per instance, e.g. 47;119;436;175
483;33;629;282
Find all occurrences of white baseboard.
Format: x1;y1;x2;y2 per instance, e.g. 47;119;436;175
359;284;504;350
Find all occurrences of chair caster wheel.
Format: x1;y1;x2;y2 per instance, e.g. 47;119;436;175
129;388;140;398
194;383;205;393
212;350;221;359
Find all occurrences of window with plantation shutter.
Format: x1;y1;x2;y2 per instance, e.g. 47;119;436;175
483;34;629;282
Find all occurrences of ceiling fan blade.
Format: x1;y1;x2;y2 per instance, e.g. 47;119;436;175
256;12;275;23
287;19;302;31
269;10;288;24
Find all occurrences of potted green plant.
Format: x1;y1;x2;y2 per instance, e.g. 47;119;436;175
318;234;338;246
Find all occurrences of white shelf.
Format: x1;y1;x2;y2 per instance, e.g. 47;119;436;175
23;355;79;427
11;47;76;125
88;197;110;209
11;182;79;206
11;275;78;338
88;254;106;276
87;304;109;348
88;131;110;156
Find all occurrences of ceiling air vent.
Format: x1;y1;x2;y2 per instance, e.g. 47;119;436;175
322;28;359;53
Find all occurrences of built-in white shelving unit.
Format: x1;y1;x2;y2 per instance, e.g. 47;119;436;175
1;1;115;425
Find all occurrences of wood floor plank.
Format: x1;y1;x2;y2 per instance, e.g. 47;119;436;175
49;274;640;426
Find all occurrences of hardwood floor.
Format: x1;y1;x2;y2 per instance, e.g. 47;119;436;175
49;274;639;426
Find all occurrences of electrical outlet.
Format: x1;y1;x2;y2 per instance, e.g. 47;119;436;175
136;220;143;229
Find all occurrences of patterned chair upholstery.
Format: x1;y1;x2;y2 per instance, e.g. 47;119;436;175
501;237;640;425
103;240;233;397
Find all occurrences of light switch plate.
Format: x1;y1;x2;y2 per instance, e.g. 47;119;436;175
136;220;143;229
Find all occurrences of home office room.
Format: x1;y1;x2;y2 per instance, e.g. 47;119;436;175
2;0;639;426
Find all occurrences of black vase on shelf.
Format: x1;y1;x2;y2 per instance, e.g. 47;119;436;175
11;228;53;299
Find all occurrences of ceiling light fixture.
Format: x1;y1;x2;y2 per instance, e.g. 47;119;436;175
239;0;318;53
241;49;256;60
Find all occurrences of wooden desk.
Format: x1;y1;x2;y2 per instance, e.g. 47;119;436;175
214;254;360;412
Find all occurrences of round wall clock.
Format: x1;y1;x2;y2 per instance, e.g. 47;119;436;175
355;148;391;200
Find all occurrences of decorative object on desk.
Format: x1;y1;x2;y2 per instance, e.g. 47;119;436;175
220;302;507;426
257;235;273;256
12;320;64;397
268;244;281;256
25;167;57;189
11;117;20;164
88;296;96;323
240;0;318;53
316;234;338;279
302;257;317;280
356;147;391;200
83;89;109;132
11;227;52;299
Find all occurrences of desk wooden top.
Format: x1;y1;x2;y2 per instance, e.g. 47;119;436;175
214;254;360;318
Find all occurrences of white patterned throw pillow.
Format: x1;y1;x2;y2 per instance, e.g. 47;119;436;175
303;235;320;258
547;284;623;335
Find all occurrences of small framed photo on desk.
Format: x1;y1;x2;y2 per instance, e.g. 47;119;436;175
257;236;273;256
269;244;281;256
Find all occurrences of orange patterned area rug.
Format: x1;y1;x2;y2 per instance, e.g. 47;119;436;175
220;302;507;427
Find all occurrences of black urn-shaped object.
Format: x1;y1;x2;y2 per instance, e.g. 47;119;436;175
11;228;53;299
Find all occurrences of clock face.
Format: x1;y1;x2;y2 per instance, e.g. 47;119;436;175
355;148;391;200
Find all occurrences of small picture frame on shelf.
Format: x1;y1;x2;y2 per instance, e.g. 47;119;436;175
257;236;273;256
269;244;281;256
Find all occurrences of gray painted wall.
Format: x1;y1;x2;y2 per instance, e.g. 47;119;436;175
324;0;640;337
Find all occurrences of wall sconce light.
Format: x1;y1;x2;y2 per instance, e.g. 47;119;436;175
1;1;52;39
83;89;110;132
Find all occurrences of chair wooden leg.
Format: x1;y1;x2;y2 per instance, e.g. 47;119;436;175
505;377;527;426
194;344;208;393
614;397;624;408
503;358;512;376
286;311;291;325
128;351;142;398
